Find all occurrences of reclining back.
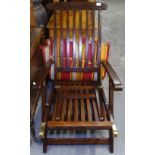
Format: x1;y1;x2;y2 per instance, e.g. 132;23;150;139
47;2;107;81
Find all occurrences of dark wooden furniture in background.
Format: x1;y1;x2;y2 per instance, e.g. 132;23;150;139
39;2;122;153
30;26;52;141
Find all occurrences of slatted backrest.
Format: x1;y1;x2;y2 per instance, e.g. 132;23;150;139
47;2;107;81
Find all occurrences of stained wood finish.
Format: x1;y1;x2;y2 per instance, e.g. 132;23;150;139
101;61;123;90
47;121;112;130
41;2;122;153
47;2;107;81
91;9;95;67
47;2;107;10
47;138;109;145
47;82;111;129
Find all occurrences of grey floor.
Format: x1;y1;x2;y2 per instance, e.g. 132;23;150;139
30;0;125;155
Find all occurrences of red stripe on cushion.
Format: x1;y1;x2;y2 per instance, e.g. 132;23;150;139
61;39;70;80
82;42;92;80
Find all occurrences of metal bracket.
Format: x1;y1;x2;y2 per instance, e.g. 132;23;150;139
112;124;118;137
39;122;46;139
55;85;61;89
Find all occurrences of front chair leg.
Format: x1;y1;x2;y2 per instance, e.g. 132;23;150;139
43;139;47;153
109;129;114;153
43;126;47;153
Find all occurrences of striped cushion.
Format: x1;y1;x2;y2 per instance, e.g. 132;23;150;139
41;38;110;80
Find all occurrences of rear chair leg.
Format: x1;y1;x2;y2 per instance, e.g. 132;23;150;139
109;129;114;153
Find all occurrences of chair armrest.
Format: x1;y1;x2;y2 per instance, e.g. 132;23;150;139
30;60;54;90
101;61;123;91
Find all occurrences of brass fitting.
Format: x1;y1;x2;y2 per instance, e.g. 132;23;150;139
112;124;118;137
39;122;46;139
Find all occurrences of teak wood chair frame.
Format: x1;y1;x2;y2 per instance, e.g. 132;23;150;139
39;2;122;153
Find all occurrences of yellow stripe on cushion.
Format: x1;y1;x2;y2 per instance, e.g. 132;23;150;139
91;39;98;80
100;43;110;79
81;39;86;80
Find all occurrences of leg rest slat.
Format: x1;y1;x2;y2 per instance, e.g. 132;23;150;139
47;138;110;145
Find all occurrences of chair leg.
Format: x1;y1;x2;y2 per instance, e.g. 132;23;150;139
109;129;114;153
43;139;47;153
43;128;47;153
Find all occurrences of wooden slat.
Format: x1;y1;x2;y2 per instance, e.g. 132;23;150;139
92;10;95;67
66;10;69;67
98;88;108;121
61;99;67;121
80;99;85;121
47;2;107;10
79;10;82;67
97;10;101;65
73;10;76;67
67;99;72;121
63;94;95;99
53;10;57;80
95;89;105;120
55;80;99;86
60;10;63;67
86;99;92;121
92;99;99;121
74;99;79;121
85;10;89;67
55;94;63;121
47;121;112;129
47;138;109;145
52;95;58;121
55;85;103;90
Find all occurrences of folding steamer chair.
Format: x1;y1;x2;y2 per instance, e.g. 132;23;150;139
39;2;122;153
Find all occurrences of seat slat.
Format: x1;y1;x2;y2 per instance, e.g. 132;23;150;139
95;89;105;121
80;99;85;121
47;121;112;129
55;85;103;90
61;99;67;121
55;94;63;120
52;95;58;121
63;94;95;99
92;99;99;121
74;99;79;121
67;99;73;121
86;99;92;121
55;80;99;86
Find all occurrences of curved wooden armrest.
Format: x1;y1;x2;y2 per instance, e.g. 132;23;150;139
101;61;123;91
31;60;54;90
